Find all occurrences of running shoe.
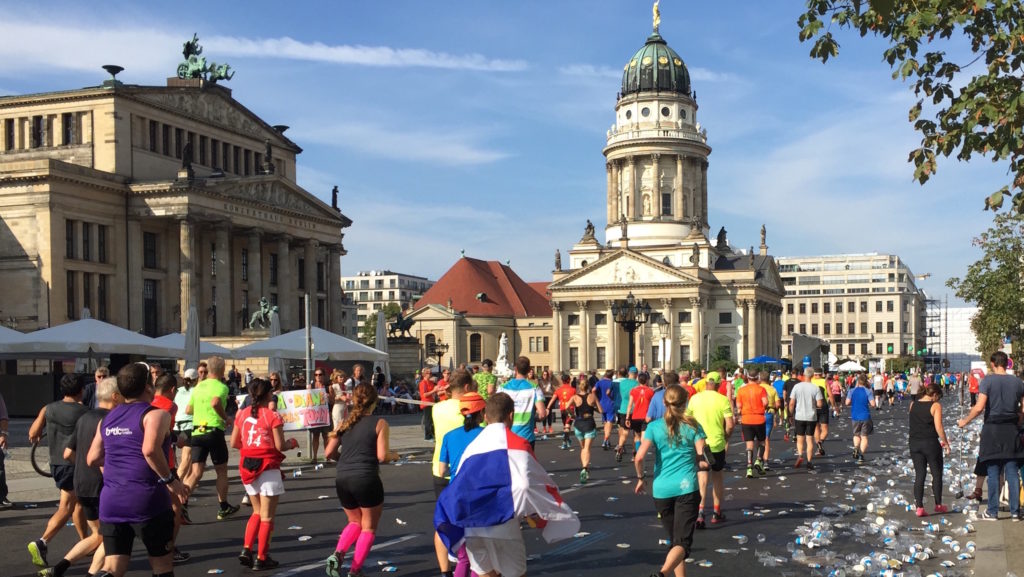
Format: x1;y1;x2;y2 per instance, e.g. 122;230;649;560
695;514;706;530
915;507;927;517
0;499;13;509
602;440;610;451
36;569;54;577
794;457;804;469
180;506;192;525
746;467;754;479
711;511;725;524
217;504;241;520
816;443;826;457
806;461;815;471
753;460;766;476
783;433;790;442
978;510;998;521
242;495;250;505
253;556;280;571
579;468;589;484
325;551;343;577
346;571;365;577
173;548;191;563
615;447;624;463
852;448;859;459
238;548;254;567
856;455;865;464
934;504;949;514
28;539;47;567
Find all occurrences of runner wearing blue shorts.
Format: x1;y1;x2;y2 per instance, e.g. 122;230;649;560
593;369;619;451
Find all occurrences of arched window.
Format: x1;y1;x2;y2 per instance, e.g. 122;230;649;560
469;333;482;362
581;260;588;267
424;333;436;354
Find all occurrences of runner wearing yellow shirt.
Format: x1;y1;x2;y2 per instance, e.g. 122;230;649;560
811;368;832;456
686;385;734;527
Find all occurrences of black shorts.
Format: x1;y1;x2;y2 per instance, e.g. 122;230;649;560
335;469;384;509
616;412;629;428
709;451;726;472
432;475;449;500
794;420;817;437
78;496;100;521
873;389;884;398
741;423;767;442
655;491;701;555
101;508;175;558
816;409;830;425
174;428;192;443
190;429;228;466
628;418;647;434
561;411;572;426
51;464;75;492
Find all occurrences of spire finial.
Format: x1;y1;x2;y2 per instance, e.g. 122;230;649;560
652;0;661;33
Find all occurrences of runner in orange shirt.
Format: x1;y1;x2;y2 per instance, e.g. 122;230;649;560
625;374;656;454
735;371;769;478
547;374;578;450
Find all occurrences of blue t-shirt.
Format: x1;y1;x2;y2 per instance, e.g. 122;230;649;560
644;418;706;499
772;378;785;400
618;378;638;414
646;388;667;421
497;378;545;443
594;378;618;413
848;386;872;421
439;426;484;477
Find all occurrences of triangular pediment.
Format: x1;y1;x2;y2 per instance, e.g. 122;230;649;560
551;250;699;290
204;176;349;224
130;89;298;151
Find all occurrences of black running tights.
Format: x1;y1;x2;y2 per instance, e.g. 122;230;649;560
910;439;943;507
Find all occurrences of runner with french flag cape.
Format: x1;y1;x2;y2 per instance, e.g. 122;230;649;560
434;423;581;554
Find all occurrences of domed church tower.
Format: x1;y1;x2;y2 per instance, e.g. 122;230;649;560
603;14;709;247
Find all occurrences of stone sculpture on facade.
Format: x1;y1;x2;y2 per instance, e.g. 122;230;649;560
760;224;766;247
247;297;277;330
176;34;234;83
263;139;275;174
388;310;414;338
495;332;514;378
554;249;562;271
715;226;727;250
582;219;596;241
619;214;629;240
332;186;340;210
690;242;700;265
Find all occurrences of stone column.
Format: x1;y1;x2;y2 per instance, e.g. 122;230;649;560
248;231;263;314
627;157;636;219
605;300;618;370
179;219;198;333
690;297;702;366
743;299;755;360
328;245;343;331
701;161;709;226
611;161;621;220
606;162;615;225
304;240;319;325
276;236;292;329
13;117;23;150
214;227;232;335
675;155;684;219
551;302;563;371
577;301;590;371
651;153;661;217
127;219;143;331
661;298;673;369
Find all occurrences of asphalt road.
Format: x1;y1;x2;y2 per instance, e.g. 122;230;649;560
1;398;980;577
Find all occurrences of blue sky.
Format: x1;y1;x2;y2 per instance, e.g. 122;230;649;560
0;1;1005;304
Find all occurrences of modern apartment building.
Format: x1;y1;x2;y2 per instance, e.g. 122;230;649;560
778;253;925;363
341;270;435;334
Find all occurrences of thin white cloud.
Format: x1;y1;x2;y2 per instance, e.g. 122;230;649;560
293;121;509;167
559;63;736;82
207;36;526;72
0;16;526;76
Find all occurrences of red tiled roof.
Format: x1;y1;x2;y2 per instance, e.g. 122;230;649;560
415;257;551;318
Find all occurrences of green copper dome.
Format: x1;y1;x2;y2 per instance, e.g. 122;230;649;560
621;33;691;97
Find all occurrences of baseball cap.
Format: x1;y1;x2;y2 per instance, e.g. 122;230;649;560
183;368;198;380
460;392;486;415
707;371;721;383
629;366;638;374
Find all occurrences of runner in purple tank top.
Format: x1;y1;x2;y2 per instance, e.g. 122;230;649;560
87;363;188;577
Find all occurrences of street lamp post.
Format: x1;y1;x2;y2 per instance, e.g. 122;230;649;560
429;341;449;375
657;315;669;369
611;292;652;369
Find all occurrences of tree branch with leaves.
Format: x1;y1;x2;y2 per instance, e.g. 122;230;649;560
798;0;1024;212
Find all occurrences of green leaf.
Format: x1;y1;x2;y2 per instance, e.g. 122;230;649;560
870;0;897;21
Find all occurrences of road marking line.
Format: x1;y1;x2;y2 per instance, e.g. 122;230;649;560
270;534;418;577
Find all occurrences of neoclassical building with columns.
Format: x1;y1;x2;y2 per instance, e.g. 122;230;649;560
0;66;352;343
548;17;784;371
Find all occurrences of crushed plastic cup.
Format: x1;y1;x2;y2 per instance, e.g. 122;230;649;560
574;532;590;538
207;571;224;575
697;560;713;567
732;534;749;545
298;536;312;541
293;469;303;478
658;539;670;546
616;543;630;549
395;518;407;525
756;533;766;543
288;525;302;530
382;567;397;573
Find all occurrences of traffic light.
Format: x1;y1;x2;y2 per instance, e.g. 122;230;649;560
887;344;894;354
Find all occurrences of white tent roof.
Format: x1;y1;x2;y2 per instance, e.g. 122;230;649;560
0;318;182;358
0;325;26;345
834;360;867;372
153;333;235;358
232;326;388;362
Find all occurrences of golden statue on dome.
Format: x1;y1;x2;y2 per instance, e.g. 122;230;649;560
653;0;661;33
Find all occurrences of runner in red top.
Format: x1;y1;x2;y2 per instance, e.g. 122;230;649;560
230;378;299;570
547;374;578;449
625;374;655;453
735;372;769;478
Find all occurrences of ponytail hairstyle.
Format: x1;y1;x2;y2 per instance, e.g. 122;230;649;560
336;382;378;436
662;384;699;447
248;378;273;422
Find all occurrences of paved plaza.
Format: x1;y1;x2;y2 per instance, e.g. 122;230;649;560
2;402;1018;577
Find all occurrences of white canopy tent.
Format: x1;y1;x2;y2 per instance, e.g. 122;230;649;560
0;325;26;346
0;318;182;358
834;360;867;372
233;326;388;362
152;333;235;358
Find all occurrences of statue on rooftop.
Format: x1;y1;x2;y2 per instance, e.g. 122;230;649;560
581;219;596;241
554;249;562;271
176;33;234;83
716;226;727;249
653;0;661;33
331;185;339;210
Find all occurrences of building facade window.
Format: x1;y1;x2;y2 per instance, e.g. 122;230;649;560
269;254;278;286
823;323;830;335
849;322;856;334
787;324;794;334
297;258;305;289
162;124;171;155
875;301;883;312
836;302;843;313
886;321;894;333
661;192;672;216
97;225;107;263
5;118;14;150
651;345;661;367
799;303;806;314
241;248;249;281
66;271;76;319
317;298;325;327
66;219;75;258
875;321;883;333
62;112;75;145
31;115;43;147
209;243;216;276
469;333;482;362
811;303;818;314
567;314;580;326
424;334;436;354
83;272;92;314
860;301;868;313
719;312;732;324
594;313;607;325
876;343;883;354
81;223;90;261
887;300;894;312
98;275;108;321
143;232;158;268
860;322;868;334
317;262;325;292
861;343;868;355
835;343;842;355
823;302;830;314
678;311;692;323
174;128;183;158
811;323;818;335
836;323;843;334
680;344;691;362
143;279;158;337
799;323;806;334
569;347;579;370
596;346;607;369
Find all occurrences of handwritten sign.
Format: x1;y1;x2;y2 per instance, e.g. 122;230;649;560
236;388;331;431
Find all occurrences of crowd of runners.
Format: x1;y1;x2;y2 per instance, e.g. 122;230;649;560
6;351;1020;577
